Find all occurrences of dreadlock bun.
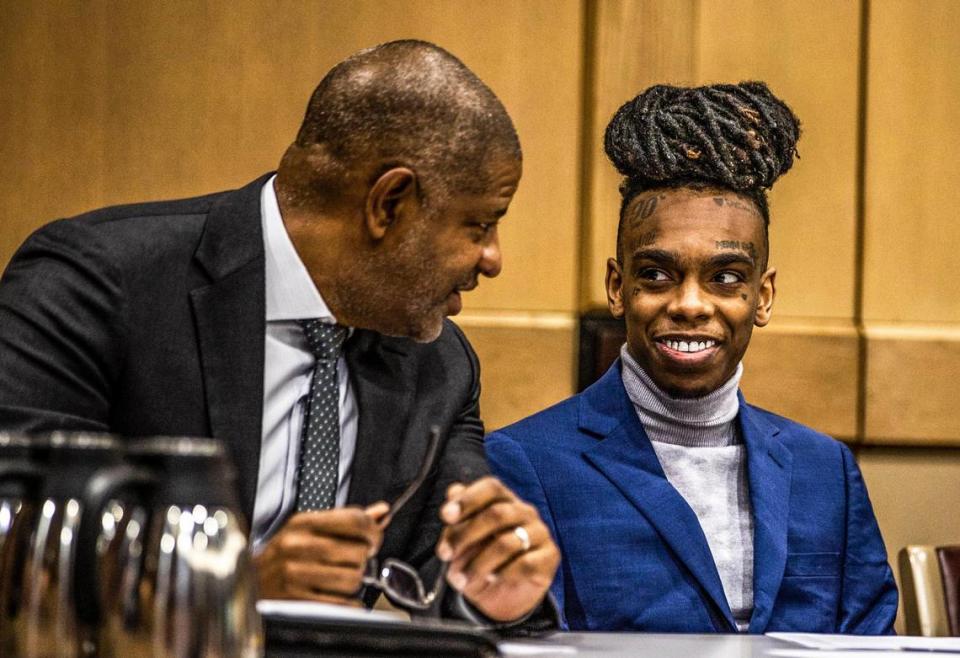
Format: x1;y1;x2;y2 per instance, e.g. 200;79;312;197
604;81;800;195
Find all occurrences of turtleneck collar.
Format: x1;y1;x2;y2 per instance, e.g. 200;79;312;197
620;343;743;447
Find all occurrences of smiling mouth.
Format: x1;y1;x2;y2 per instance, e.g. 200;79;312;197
659;338;717;353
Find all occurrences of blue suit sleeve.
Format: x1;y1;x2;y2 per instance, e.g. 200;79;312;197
837;443;899;634
486;430;568;630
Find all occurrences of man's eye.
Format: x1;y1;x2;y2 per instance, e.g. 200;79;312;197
714;271;743;284
471;222;497;237
638;268;670;282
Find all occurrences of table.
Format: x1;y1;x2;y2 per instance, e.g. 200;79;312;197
501;633;786;658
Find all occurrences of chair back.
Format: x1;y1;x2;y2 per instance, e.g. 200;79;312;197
899;545;960;636
938;546;960;636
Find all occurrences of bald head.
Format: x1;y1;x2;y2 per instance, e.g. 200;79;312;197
280;40;520;210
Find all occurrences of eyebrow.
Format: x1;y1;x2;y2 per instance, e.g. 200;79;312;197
629;248;681;268
629;248;756;270
708;252;756;269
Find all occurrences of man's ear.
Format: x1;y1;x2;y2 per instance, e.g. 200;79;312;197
365;167;418;240
606;258;625;319
754;267;776;327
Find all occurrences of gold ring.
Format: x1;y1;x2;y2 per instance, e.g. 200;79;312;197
513;525;531;552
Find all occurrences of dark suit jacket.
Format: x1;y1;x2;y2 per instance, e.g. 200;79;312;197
0;174;487;581
487;361;898;633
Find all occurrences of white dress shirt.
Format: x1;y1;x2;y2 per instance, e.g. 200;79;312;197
251;176;358;550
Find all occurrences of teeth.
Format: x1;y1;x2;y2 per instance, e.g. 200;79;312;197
664;339;715;353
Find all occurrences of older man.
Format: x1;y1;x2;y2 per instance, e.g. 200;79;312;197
0;40;558;624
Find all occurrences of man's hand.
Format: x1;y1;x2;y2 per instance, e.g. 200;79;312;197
437;477;560;622
254;502;388;605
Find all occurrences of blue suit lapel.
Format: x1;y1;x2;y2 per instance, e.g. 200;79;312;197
579;364;736;630
739;396;793;633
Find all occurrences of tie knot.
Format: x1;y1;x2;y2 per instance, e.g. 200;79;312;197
299;320;348;361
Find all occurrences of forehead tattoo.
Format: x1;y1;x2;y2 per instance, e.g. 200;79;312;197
712;195;762;218
629;193;667;229
715;239;759;264
631;230;658;251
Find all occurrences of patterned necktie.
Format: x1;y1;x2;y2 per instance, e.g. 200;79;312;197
296;320;349;511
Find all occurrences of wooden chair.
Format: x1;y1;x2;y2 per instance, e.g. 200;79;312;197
899;545;960;636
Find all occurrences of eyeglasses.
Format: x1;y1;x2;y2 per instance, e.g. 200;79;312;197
363;557;449;610
362;425;448;610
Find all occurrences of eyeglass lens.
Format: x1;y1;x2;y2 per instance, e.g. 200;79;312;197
363;559;447;610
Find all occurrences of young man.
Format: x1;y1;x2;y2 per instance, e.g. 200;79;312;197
487;81;897;633
0;40;558;625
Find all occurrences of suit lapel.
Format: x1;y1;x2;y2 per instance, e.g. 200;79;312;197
190;175;271;520
580;365;735;630
741;397;792;633
344;330;415;508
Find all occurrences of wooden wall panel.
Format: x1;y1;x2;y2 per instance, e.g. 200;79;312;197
0;0;583;315
696;0;861;322
459;316;576;431
582;0;697;308
863;0;960;325
865;325;960;445
860;0;960;445
0;3;111;269
741;321;859;439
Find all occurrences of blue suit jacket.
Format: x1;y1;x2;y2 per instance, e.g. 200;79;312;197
487;362;898;633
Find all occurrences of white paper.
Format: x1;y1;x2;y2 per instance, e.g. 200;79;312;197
767;649;960;658
498;641;578;656
767;632;960;653
257;599;410;624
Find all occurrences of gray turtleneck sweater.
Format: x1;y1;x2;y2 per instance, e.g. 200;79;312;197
620;345;754;631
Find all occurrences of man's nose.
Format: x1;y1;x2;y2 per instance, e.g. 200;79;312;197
478;233;502;278
667;277;712;322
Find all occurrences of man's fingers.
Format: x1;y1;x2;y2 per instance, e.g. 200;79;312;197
283;561;366;597
365;501;389;521
255;511;385;601
440;476;513;525
460;544;558;606
438;499;535;561
272;531;371;568
448;522;550;591
286;508;383;545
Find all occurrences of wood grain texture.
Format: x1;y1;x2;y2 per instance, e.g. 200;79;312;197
458;321;576;432
582;0;697;308
741;321;859;440
864;325;960;445
0;0;583;313
863;0;960;324
696;0;861;321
